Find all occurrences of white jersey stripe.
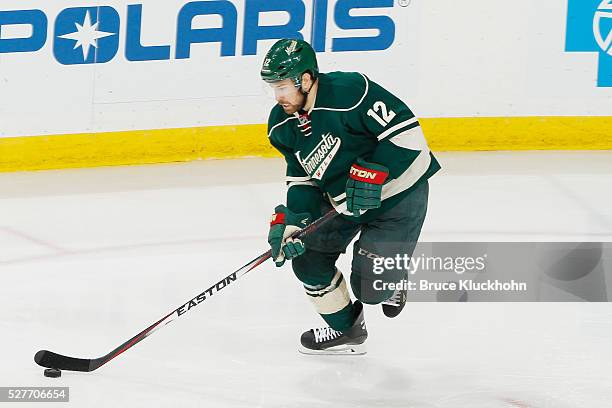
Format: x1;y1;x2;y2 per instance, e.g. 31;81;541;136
288;181;318;188
286;176;312;182
381;150;431;200
388;126;428;151
376;117;419;141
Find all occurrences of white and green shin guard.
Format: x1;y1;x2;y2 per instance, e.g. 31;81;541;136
303;269;356;332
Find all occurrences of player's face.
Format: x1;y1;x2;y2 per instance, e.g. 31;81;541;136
268;79;305;114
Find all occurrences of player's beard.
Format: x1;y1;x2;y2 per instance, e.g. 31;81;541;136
279;91;306;115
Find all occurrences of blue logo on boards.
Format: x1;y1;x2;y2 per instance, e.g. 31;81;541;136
0;0;396;65
54;7;119;65
566;0;612;87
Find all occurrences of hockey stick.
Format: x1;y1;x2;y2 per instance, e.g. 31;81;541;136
34;207;340;372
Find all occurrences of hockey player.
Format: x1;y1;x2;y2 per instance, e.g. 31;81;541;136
261;39;440;354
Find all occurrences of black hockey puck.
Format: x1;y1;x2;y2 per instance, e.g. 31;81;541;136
44;368;61;378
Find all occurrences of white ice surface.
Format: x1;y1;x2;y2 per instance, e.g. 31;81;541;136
0;152;611;407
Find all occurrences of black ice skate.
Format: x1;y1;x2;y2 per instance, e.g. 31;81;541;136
381;285;407;318
299;301;367;355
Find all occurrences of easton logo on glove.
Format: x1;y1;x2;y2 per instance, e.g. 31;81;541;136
349;164;389;185
346;159;390;215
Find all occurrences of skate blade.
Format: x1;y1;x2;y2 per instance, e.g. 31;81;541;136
299;343;367;356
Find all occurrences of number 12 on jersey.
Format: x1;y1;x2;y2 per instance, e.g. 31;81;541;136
367;101;396;127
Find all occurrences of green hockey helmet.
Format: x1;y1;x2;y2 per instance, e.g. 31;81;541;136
260;39;319;87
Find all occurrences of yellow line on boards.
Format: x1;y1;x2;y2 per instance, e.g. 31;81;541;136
1;117;610;172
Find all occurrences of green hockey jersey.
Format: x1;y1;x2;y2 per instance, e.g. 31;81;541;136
267;71;440;222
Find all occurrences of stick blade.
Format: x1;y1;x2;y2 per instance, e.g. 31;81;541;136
34;350;93;372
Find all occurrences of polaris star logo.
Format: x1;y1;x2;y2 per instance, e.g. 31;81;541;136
566;0;612;86
55;7;119;65
58;10;115;61
296;133;341;180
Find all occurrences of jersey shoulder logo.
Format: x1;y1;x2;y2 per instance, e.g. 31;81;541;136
295;133;341;180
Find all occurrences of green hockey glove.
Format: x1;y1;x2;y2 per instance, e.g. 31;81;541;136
346;158;390;215
268;205;312;267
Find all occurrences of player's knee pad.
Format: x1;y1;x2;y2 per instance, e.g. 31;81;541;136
291;251;336;286
304;268;351;315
